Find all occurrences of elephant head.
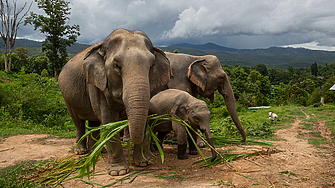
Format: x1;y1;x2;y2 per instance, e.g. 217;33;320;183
187;55;246;142
82;29;171;144
187;98;217;162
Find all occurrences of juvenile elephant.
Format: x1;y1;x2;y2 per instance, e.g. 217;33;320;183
58;29;172;176
166;52;246;143
149;89;217;162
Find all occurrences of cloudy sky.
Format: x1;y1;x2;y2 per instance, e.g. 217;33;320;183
17;0;335;51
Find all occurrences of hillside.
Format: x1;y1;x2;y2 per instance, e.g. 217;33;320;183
0;39;90;57
160;43;335;69
1;39;335;69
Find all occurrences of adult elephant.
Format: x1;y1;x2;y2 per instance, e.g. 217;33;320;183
58;29;172;176
165;52;246;142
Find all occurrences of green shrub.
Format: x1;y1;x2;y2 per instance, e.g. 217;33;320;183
0;71;74;137
246;121;273;138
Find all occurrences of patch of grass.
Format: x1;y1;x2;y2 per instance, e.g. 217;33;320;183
312;134;323;138
217;180;233;186
0;119;76;139
298;123;314;130
279;170;299;177
308;104;335;137
271;124;292;130
265;136;287;142
0;160;40;188
308;138;328;149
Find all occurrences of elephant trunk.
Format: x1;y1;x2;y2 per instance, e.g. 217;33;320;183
218;81;246;142
201;128;217;162
123;77;150;145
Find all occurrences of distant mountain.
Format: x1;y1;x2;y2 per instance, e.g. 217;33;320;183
0;39;90;56
160;43;335;69
170;42;238;52
1;39;335;69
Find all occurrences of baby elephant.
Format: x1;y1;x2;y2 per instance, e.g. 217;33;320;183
149;89;217;161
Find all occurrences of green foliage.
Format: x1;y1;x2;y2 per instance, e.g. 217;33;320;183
227;66;270;107
24;0;80;77
246;121;273;138
287;84;309;106
0;71;74;137
311;62;318;76
310;75;335;104
0;160;40;188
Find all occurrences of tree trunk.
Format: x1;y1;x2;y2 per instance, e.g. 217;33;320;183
54;64;58;81
3;42;8;71
8;44;13;71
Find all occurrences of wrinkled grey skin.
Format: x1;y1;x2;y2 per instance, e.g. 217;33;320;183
166;52;246;143
149;89;217;162
58;29;172;176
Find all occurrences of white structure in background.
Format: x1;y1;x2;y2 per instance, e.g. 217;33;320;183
269;112;278;120
330;84;335;90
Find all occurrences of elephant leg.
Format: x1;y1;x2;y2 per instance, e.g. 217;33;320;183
106;132;129;176
188;131;199;155
173;122;188;159
151;131;169;152
87;121;107;153
178;143;188;159
123;126;130;141
157;131;169;149
98;106;129;176
67;106;88;155
133;134;153;167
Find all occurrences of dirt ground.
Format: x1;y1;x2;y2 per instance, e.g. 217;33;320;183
1;110;334;187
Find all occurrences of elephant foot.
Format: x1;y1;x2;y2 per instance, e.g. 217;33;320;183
134;160;151;167
150;143;157;152
123;135;130;141
197;139;206;148
75;146;89;155
178;153;189;159
178;143;189;159
133;152;153;167
100;146;107;153
107;162;130;176
189;149;199;155
150;143;163;152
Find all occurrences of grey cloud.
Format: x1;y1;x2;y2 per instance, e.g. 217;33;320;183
160;0;335;48
14;0;335;50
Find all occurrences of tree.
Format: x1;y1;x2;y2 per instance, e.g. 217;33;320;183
311;62;318;77
255;64;268;76
0;0;32;71
24;0;80;79
15;47;28;69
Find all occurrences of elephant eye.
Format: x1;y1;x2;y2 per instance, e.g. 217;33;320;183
220;76;225;82
113;62;121;72
193;116;200;123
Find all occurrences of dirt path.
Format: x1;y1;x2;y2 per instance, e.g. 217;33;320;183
0;110;334;187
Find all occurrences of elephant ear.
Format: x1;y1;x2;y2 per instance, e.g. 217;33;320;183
187;59;207;91
174;103;188;121
82;43;107;91
150;47;173;95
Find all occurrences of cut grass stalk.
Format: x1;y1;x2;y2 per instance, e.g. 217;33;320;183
22;114;273;186
236;173;270;188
